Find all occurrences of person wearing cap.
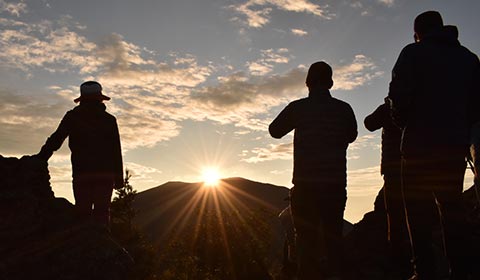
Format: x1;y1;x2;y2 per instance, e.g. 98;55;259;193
37;81;123;227
386;11;480;279
269;61;357;279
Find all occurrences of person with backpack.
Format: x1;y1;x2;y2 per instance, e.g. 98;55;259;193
269;61;357;279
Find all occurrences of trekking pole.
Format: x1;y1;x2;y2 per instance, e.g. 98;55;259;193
399;128;419;280
433;193;450;270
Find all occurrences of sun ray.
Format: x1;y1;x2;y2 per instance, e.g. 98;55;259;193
160;185;207;241
211;186;234;271
221;180;280;211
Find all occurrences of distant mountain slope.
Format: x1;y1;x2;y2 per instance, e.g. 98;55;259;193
132;177;292;278
133;177;291;245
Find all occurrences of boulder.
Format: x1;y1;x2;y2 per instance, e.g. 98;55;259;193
0;155;133;280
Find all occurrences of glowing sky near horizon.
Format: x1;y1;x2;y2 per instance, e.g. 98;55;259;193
0;0;478;222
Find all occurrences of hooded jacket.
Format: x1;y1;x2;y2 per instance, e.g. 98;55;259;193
39;102;123;187
388;25;480;155
269;89;357;186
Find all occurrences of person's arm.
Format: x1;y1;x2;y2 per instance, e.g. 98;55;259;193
346;104;358;144
37;112;71;161
112;119;124;189
387;46;416;128
269;103;296;139
364;103;388;132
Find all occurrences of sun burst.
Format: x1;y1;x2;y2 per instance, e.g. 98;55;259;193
202;167;221;187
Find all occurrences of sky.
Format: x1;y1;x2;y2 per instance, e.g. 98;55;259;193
0;0;479;222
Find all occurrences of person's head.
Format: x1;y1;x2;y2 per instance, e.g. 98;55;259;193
74;81;111;103
414;11;443;42
305;61;334;90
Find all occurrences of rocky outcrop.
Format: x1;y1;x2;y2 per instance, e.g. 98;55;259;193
0;155;133;280
344;186;480;280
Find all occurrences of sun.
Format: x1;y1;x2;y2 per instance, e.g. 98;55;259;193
202;167;221;187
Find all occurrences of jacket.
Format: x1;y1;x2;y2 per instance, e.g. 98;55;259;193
269;89;357;185
388;25;480;155
39;102;123;187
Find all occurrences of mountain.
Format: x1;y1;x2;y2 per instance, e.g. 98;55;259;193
133;177;290;244
132;177;294;279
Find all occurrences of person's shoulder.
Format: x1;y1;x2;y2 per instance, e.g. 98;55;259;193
287;97;309;108
104;110;118;121
402;43;423;53
330;96;353;109
459;45;479;62
291;97;309;105
399;42;422;56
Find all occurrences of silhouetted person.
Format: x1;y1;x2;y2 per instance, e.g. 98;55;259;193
387;11;480;279
269;61;357;279
364;100;410;277
37;81;124;227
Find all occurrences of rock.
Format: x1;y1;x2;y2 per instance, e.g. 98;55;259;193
0;155;133;280
344;184;480;280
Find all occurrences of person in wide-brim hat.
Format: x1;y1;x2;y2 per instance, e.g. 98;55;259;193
74;81;111;103
37;80;123;228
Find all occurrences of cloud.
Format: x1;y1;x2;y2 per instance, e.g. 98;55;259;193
192;54;381;110
241;142;293;163
0;0;27;17
0;16;214;152
347;166;383;196
0;18;98;73
347;134;380;160
125;161;163;187
333;55;384;90
229;0;334;28
377;0;394;7
270;169;290;175
0;13;382;155
190;67;306;130
190;54;381;131
349;134;380;151
0;88;72;156
246;48;291;76
291;28;308;36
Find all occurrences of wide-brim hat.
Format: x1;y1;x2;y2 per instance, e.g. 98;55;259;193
74;81;111;103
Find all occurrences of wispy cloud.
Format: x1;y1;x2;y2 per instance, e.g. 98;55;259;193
348;134;380;160
125;162;163;188
0;88;72;156
0;12;382;156
241;142;293;163
291;28;308;36
377;0;395;7
229;0;334;28
246;48;291;76
191;54;382;131
333;54;384;90
347;166;383;196
0;17;97;73
0;0;27;17
0;16;213;152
